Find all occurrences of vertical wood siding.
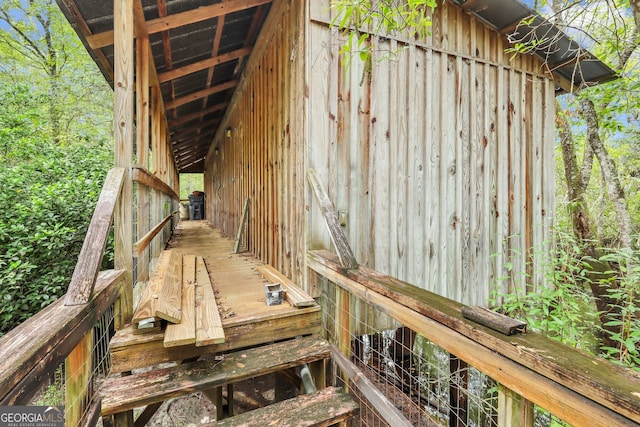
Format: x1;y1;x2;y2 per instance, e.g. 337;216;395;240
205;0;307;286
307;1;556;305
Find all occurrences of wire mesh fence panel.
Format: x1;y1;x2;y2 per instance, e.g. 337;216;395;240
321;279;499;427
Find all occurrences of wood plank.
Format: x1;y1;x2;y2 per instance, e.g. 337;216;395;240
256;265;315;308
158;47;251;83
164;255;197;347
110;308;321;373
132;214;173;256
65;167;125;305
205;387;358;427
132;166;179;200
331;346;412;427
132;250;169;323
307;169;358;270
154;250;182;323
101;335;330;415
307;250;640;426
233;199;250;253
195;257;225;346
0;270;124;404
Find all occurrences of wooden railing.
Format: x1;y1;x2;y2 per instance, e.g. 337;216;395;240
308;249;640;427
0;165;179;426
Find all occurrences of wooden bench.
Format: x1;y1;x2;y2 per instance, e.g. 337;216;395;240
204;387;358;426
101;335;331;416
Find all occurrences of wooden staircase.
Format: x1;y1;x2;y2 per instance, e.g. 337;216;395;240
100;335;358;426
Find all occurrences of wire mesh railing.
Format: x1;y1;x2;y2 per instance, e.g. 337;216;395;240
322;279;499;427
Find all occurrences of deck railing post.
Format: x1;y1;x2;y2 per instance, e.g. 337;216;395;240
113;0;134;331
498;385;534;427
65;329;93;427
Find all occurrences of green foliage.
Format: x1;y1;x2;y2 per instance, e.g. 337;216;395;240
492;231;640;371
0;138;112;334
0;1;113;335
330;0;437;67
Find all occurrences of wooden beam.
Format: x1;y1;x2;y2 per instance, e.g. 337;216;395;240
169;102;229;127
158;47;251;83
233;198;250;253
0;270;124;404
166;81;237;110
306;170;358;270
307;250;640;426
331;345;412;427
101;335;330;415
132;166;179;200
256;265;316;308
132;214;173;257
86;0;273;49
114;0;135;329
65;167;125;305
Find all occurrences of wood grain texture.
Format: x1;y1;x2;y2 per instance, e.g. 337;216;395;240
132;213;173;256
307;169;358;270
207;387;358;427
65;167;125;305
132;166;179;200
307;250;640;426
132;249;169;323
164;255;196;347
0;270;124;404
154;250;182;323
101;335;330;415
195;256;225;346
256;265;316;308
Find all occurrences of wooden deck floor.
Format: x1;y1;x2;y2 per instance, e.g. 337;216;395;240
111;220;321;372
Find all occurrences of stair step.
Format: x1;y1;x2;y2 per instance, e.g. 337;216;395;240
101;335;330;416
206;387;358;427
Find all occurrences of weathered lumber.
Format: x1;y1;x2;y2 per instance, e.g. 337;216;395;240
132;250;169;323
65;167;125;305
132;214;173;257
65;329;93;427
256;265;316;307
132;166;179;200
195;256;225;346
307;250;640;426
153;250;182;323
461;306;526;336
306;169;358;270
101;335;330;415
0;270;124;404
110;307;321;373
330;346;411;427
233;198;250;253
164;255;197;347
204;387;358;427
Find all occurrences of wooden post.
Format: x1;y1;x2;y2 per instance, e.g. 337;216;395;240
136;35;151;283
498;385;534;427
113;0;134;330
449;355;469;427
65;329;93;427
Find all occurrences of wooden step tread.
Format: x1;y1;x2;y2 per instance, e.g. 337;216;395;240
205;387;358;427
101;335;330;416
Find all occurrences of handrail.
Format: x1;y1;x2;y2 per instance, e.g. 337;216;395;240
65;167;126;305
132;165;180;200
0;270;125;404
133;213;174;256
307;249;640;426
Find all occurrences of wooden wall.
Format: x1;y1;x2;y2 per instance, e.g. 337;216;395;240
204;0;307;285
307;1;556;305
